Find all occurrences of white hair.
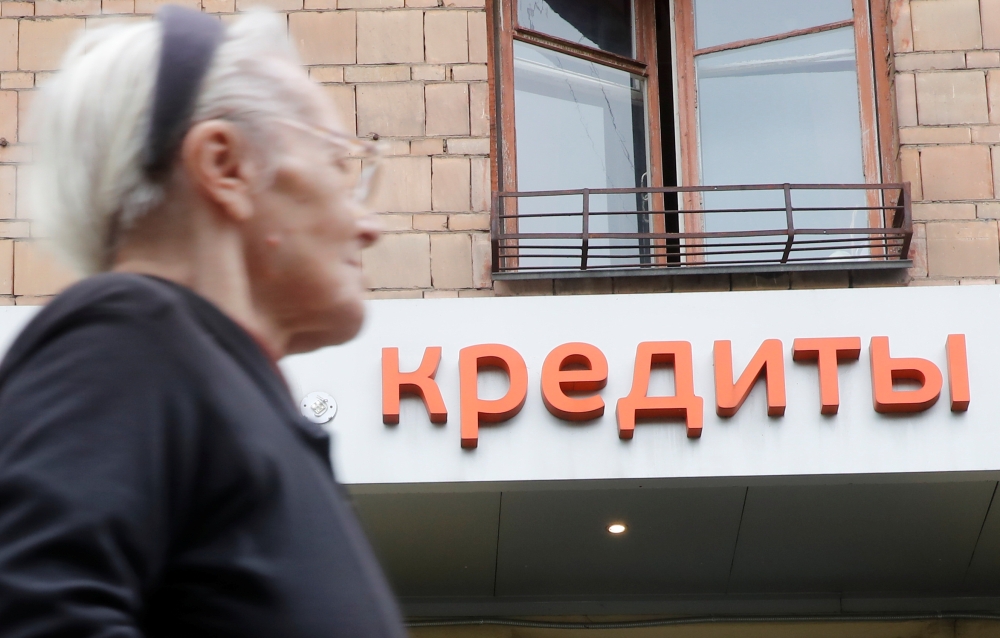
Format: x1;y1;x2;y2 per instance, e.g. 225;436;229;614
30;10;314;275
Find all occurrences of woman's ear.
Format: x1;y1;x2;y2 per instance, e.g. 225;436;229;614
179;120;259;222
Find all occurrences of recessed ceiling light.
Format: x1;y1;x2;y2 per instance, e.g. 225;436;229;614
607;523;627;534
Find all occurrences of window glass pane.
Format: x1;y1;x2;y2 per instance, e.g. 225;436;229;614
694;0;853;50
695;27;866;262
518;0;633;59
513;41;649;270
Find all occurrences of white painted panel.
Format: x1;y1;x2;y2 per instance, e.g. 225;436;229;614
280;286;1000;485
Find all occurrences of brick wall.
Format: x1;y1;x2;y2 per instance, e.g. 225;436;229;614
894;0;1000;286
0;0;489;304
1;0;999;302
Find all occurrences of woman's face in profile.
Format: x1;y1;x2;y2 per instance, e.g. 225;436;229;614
244;74;381;354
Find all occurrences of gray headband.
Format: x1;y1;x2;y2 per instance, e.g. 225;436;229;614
143;5;224;175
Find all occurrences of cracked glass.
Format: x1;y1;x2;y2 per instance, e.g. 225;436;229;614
518;0;634;58
513;40;650;270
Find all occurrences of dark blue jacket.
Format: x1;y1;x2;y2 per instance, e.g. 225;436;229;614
0;273;406;638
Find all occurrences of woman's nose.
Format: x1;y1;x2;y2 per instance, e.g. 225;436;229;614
355;211;381;249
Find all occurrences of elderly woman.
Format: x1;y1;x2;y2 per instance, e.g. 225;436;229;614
0;6;405;637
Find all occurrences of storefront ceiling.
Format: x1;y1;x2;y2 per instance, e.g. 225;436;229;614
353;479;1000;616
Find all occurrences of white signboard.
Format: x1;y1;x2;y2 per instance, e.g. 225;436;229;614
282;285;1000;486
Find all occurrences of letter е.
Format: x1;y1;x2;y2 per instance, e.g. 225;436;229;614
541;342;608;421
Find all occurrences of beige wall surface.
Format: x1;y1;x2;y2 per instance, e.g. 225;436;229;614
0;0;998;303
0;0;490;304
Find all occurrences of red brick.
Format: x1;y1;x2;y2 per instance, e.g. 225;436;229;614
36;1;102;16
913;203;977;220
909;221;927;279
368;156;431;213
994;146;1000;198
102;0;136;12
290;11;356;65
202;0;233;12
339;0;404;7
431;156;470;212
895;52;966;71
1;3;34;17
898;126;970;144
13;240;77;295
321;84;356;135
972;125;1000;142
425;82;469;136
133;0;199;12
915;71;989;125
910;0;982;51
925;221;1000;277
357;83;424;137
891;0;913;53
982;0;1000;49
15;89;32;143
919;145;993;200
471;156;489;212
896;73;917;128
430;232;472;288
424;10;468;64
357;10;424;64
362;232;431;288
469;81;488;137
0;90;15;143
18;18;84;71
989;70;1000;124
0;21;15;72
0;166;14;219
966;51;1000;68
468;10;486;63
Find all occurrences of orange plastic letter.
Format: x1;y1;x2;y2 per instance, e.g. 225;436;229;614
792;337;862;415
947;334;970;412
714;339;786;417
869;336;942;413
616;341;704;439
459;344;528;449
541;342;608;421
382;347;448;425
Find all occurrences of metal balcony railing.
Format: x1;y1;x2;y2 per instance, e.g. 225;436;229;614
491;183;912;279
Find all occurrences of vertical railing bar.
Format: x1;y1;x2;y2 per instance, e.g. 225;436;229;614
781;183;795;264
491;191;501;272
898;183;913;260
581;188;590;270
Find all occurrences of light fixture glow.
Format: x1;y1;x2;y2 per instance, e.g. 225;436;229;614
607;523;627;534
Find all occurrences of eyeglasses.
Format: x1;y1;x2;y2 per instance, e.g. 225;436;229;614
273;118;384;206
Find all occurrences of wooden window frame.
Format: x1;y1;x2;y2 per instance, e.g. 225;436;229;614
487;0;898;267
488;0;666;254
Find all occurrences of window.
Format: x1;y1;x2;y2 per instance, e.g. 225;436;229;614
489;0;909;276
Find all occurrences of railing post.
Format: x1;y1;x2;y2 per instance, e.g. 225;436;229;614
581;188;590;271
780;183;795;264
898;182;913;260
491;191;501;273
